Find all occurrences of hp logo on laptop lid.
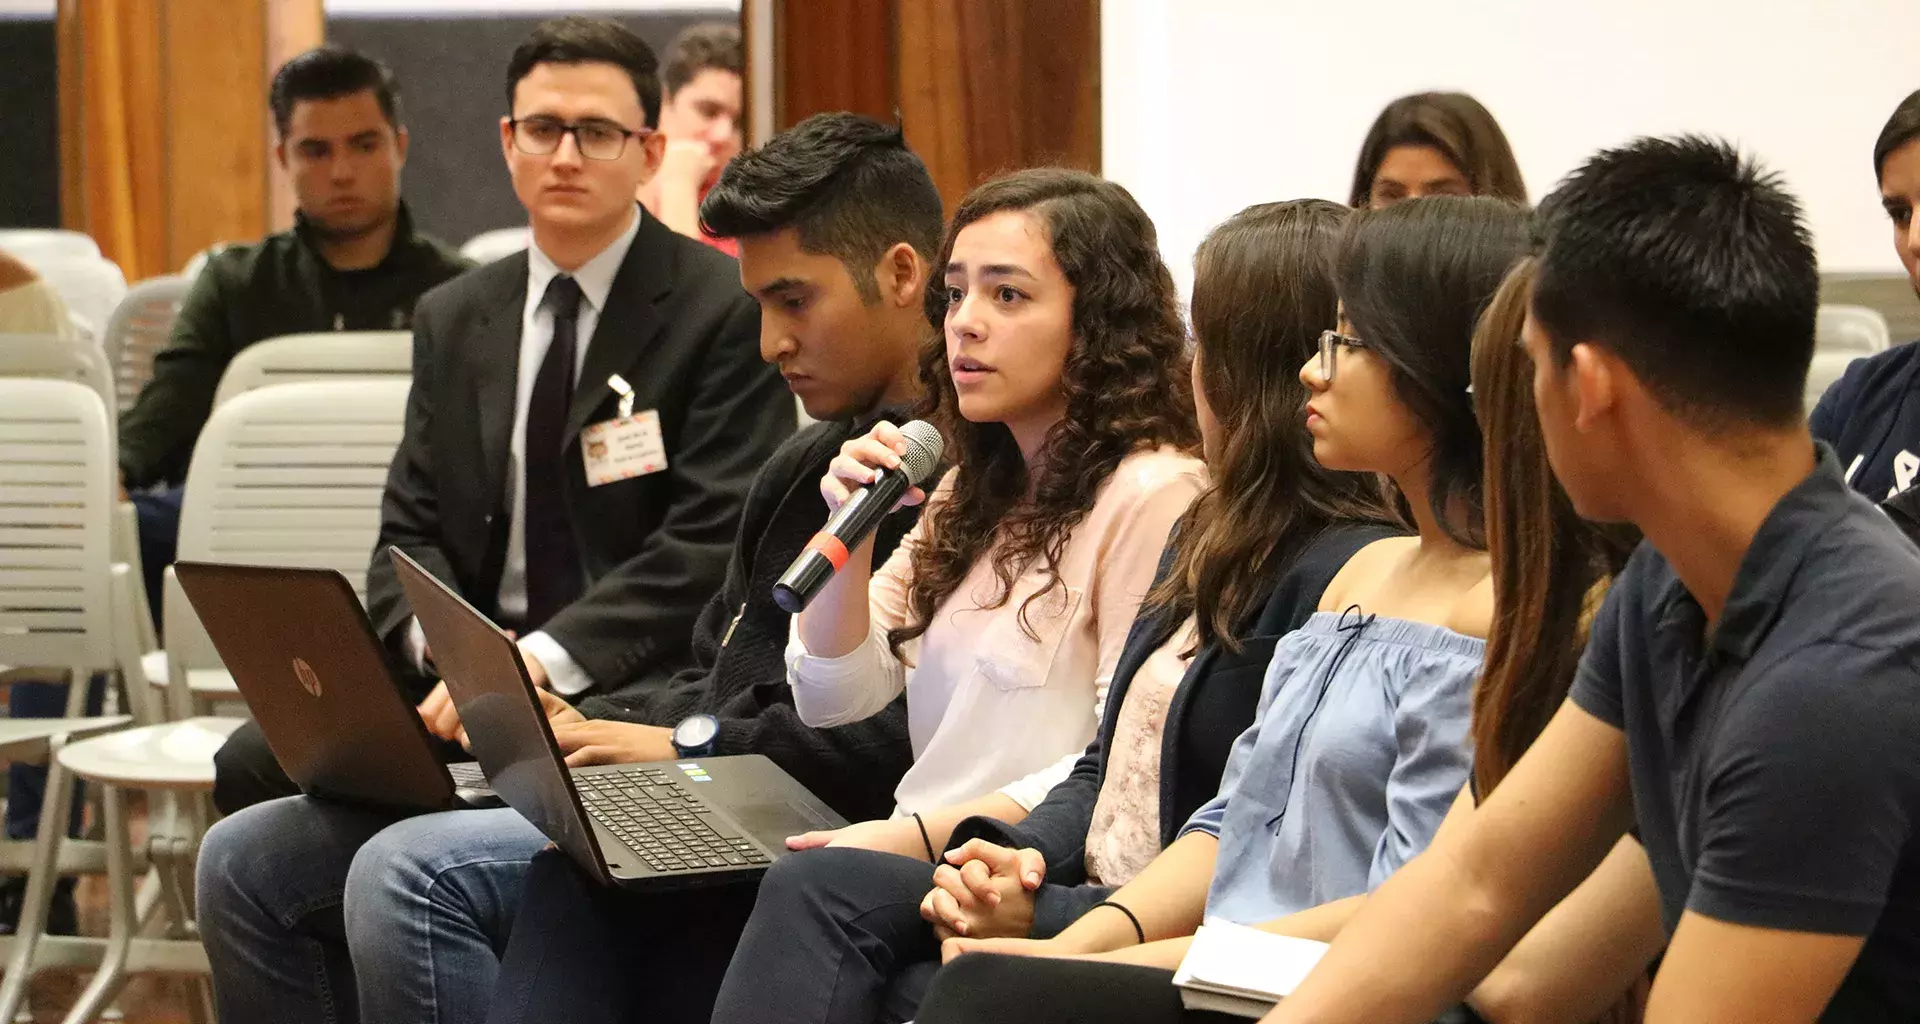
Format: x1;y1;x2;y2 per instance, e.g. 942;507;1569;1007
292;657;323;698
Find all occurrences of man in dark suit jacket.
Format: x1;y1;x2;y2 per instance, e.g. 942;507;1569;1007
196;108;939;1024
368;185;784;700
211;15;790;813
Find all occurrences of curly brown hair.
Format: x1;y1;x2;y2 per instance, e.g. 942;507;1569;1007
889;168;1200;657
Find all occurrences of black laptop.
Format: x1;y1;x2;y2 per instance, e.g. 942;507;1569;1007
388;547;846;890
172;561;496;811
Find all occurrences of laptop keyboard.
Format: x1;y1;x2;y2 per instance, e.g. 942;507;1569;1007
575;768;772;874
446;762;488;788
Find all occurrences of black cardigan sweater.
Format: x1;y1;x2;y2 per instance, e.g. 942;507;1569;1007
947;519;1400;936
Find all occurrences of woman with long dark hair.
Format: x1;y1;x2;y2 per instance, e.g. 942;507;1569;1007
901;195;1532;1024
1249;262;1662;1024
906;248;1661;1024
1350;91;1527;209
706;199;1400;1024
478;168;1204;1024
778;167;1205;854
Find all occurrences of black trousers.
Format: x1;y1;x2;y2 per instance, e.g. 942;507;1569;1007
211;717;471;816
710;846;942;1024
915;954;1238;1024
914;953;1491;1024
483;848;762;1024
210;720;299;815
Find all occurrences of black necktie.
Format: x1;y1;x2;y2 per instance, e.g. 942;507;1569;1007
524;274;585;629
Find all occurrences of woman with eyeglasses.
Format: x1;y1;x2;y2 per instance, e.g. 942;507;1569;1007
902;196;1532;1024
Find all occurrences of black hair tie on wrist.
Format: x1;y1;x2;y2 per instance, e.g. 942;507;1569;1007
911;812;936;864
1094;900;1146;946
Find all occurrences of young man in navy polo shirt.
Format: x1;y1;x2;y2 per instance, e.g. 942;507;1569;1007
1270;136;1920;1023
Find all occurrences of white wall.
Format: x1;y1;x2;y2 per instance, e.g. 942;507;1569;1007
1104;0;1920;298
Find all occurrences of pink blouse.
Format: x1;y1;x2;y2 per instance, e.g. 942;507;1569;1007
786;447;1206;816
1084;615;1197;885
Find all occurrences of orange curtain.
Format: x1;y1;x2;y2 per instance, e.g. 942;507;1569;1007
58;0;166;282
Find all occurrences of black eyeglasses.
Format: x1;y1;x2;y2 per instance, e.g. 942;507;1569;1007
509;116;650;161
1317;329;1366;383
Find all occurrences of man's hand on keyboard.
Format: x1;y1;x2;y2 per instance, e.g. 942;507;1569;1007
551;719;675;767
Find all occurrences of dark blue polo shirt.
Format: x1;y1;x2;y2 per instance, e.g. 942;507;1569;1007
1571;446;1920;1022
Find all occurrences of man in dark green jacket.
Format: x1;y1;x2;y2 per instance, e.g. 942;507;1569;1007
1;45;473;938
119;45;471;612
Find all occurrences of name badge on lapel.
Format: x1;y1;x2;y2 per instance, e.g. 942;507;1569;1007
581;373;669;487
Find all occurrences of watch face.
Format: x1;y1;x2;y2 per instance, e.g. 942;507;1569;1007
675;715;719;748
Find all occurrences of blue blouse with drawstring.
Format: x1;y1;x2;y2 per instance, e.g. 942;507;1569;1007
1180;608;1484;923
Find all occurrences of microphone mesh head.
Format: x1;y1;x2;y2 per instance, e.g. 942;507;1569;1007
898;420;945;486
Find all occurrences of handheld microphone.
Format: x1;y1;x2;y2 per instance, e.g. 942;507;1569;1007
773;419;943;614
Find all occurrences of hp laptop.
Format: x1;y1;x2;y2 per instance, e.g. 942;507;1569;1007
172;561;496;811
388;547;845;890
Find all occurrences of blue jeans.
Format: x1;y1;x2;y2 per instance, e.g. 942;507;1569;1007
128;485;181;633
196;798;546;1024
6;671;108;842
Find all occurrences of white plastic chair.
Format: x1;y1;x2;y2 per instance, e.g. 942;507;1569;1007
460;226;529;265
0;229;100;263
0;387;418;1023
0;333;115;418
0;378;117;704
143;378;413;705
0;379;179;1022
179;244;232;279
1816;304;1893;356
1806;305;1896;413
101;275;192;413
29;257;127;342
210;330;411;408
0;333;155;633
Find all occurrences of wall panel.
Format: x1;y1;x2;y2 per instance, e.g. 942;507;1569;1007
772;0;1098;213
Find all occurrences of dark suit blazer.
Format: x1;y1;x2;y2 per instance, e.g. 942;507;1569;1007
366;213;793;698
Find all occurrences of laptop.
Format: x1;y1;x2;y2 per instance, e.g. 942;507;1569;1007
387;546;846;890
172;561;498;812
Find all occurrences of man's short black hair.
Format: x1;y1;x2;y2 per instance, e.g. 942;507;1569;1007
663;21;742;97
1875;89;1920;182
700;113;943;302
1531;135;1818;429
270;47;400;139
506;17;662;130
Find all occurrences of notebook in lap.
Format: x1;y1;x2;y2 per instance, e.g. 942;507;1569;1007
172;561;497;812
387;546;846;890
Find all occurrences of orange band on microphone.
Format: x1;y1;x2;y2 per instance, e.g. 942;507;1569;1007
805;533;851;570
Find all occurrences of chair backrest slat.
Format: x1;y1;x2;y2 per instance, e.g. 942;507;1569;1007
102;275;192;412
0;379;115;670
460;227;528;264
211;332;412;408
0;334;117;414
166;379;410;671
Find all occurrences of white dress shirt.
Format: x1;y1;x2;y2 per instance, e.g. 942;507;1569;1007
410;205;643;696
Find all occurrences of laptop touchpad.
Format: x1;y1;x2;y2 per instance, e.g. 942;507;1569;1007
733;800;831;840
